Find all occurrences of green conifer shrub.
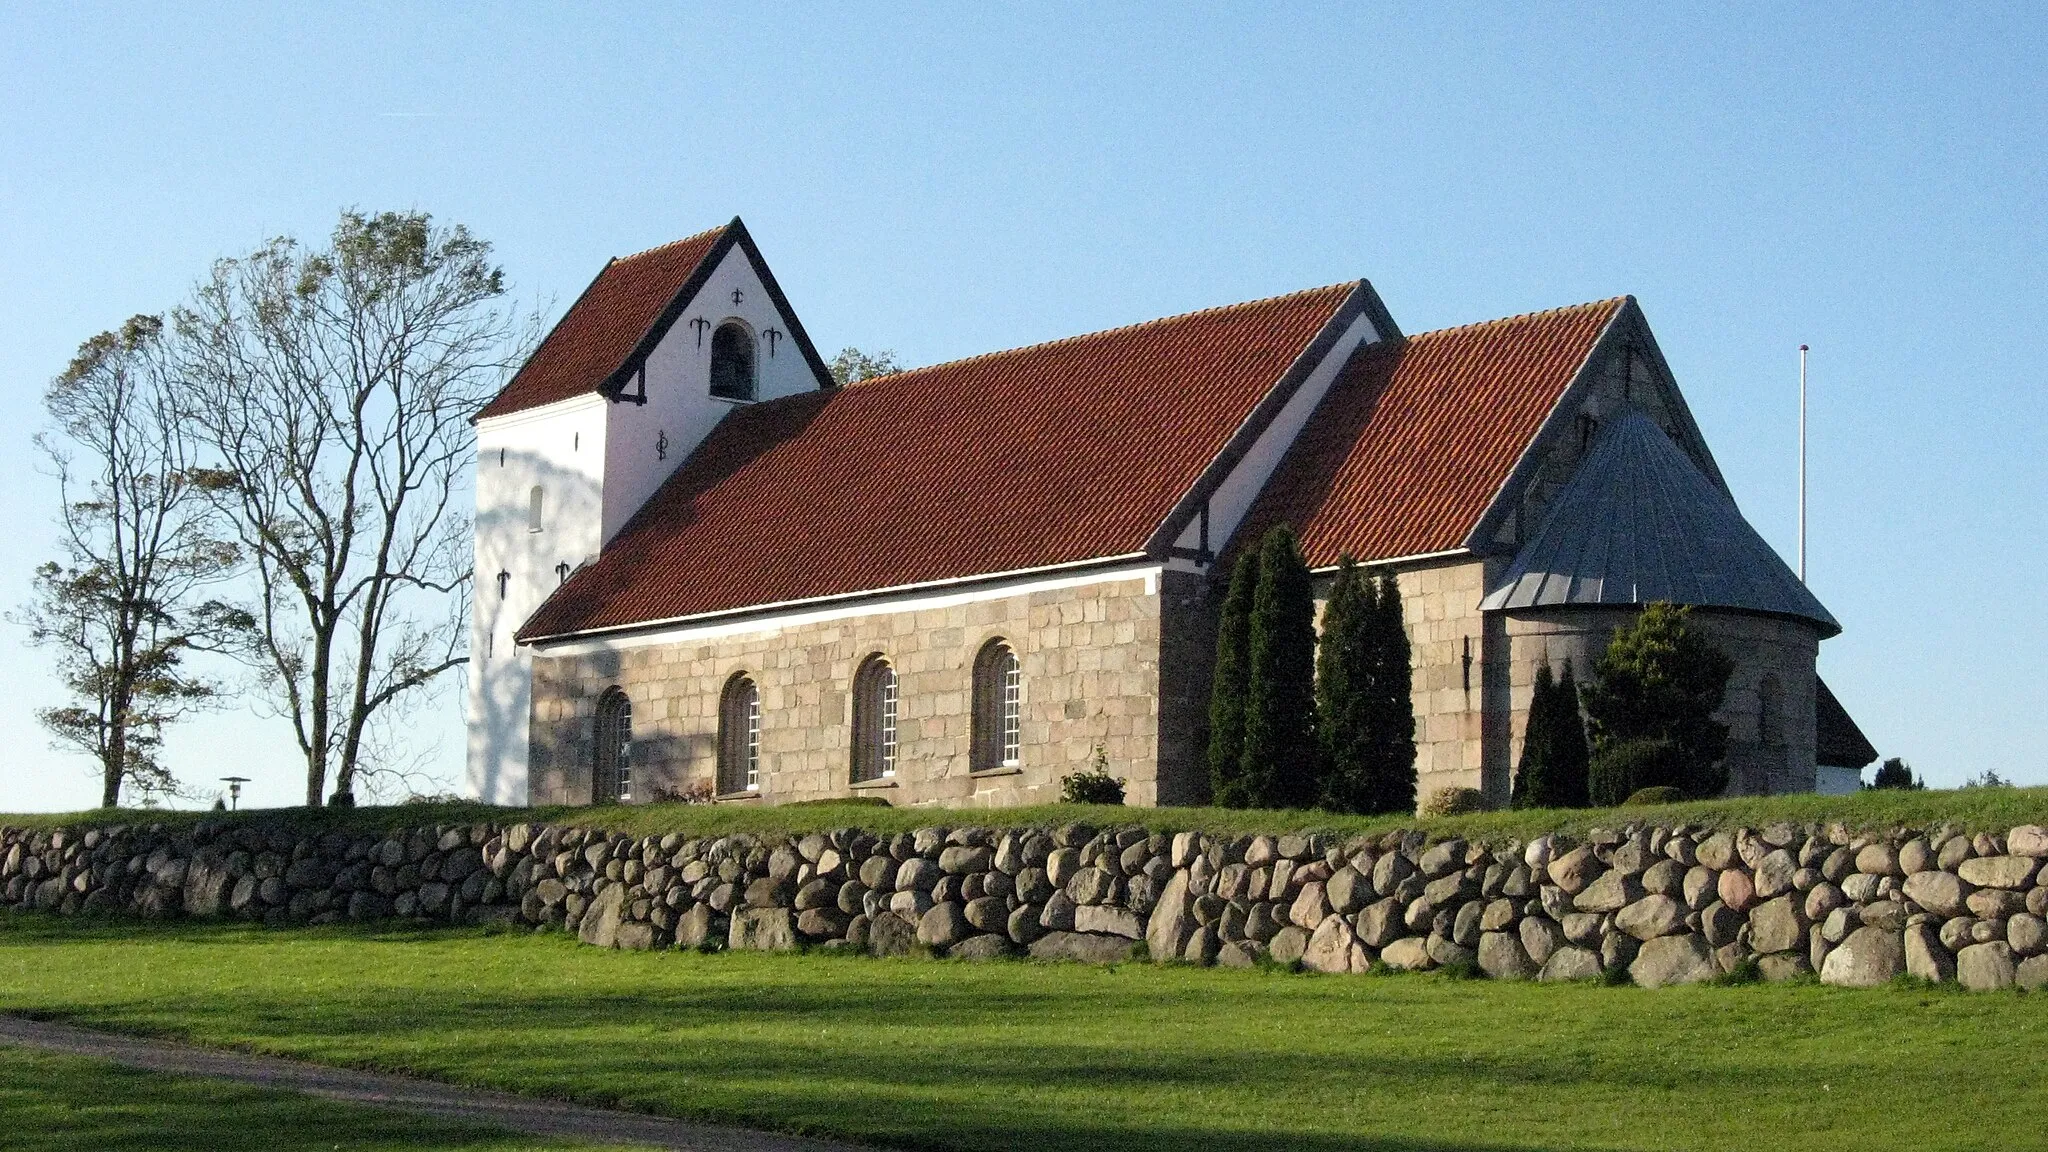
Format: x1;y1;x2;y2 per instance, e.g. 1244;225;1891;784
1240;525;1320;809
1360;568;1417;814
1581;602;1734;800
1207;551;1258;807
1870;757;1923;790
1315;556;1374;813
1511;659;1591;809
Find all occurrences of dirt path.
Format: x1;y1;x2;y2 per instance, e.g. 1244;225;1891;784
0;1014;867;1151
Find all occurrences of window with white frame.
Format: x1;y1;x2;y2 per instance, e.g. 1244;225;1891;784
528;485;544;532
593;687;632;803
972;640;1022;771
718;674;760;795
852;655;898;782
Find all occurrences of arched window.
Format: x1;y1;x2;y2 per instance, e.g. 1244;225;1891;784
593;688;631;803
717;674;760;794
709;322;756;401
851;655;898;782
971;640;1021;771
528;485;544;532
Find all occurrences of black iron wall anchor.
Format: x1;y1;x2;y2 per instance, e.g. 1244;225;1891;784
496;570;510;599
761;327;783;358
656;429;669;461
690;316;711;347
730;288;744;306
555;562;571;585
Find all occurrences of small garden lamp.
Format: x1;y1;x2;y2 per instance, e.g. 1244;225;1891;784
220;776;250;811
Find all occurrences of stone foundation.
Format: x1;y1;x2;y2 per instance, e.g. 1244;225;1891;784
9;815;2044;992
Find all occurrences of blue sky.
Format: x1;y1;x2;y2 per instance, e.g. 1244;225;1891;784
1;5;2042;811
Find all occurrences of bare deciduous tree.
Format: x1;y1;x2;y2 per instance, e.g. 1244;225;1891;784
15;316;245;807
173;210;533;806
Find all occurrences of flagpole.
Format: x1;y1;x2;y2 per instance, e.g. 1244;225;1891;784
1798;344;1808;584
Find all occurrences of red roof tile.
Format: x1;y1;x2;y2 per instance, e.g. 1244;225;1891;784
1240;298;1625;567
477;225;727;420
518;284;1359;639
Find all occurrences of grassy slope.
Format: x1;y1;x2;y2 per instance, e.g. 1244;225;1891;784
1;916;2043;1152
0;1045;601;1152
5;786;2048;843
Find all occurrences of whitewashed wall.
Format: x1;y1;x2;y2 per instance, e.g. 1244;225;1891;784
468;395;609;805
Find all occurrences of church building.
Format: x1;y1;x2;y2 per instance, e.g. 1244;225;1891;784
466;218;1875;810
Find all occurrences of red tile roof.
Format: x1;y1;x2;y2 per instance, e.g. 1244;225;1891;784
518;284;1361;639
477;225;728;420
1238;298;1626;567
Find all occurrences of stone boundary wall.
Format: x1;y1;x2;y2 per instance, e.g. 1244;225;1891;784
4;817;2046;991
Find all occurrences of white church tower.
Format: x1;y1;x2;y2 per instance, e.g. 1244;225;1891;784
466;219;832;803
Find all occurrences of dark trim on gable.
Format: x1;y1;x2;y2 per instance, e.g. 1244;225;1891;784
1460;299;1631;553
473;257;618;423
728;220;837;393
1608;300;1730;494
1462;296;1732;555
1139;280;1388;561
598;216;834;404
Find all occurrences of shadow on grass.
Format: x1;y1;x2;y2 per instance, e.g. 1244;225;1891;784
6;914;2044;1151
0;1047;561;1152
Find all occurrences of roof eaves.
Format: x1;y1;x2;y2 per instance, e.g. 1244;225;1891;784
519;550;1155;647
1140;280;1383;560
1459;297;1631;553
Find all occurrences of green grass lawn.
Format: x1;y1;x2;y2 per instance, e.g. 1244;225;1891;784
1;915;2044;1151
7;784;2048;845
0;1045;601;1152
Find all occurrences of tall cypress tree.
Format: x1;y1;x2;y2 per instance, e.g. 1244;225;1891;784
1512;660;1591;809
1362;568;1417;814
1206;550;1258;807
1240;525;1319;809
1316;555;1375;813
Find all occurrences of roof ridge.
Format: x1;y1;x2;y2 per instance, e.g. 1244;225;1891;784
845;281;1360;388
614;223;728;264
1410;296;1629;342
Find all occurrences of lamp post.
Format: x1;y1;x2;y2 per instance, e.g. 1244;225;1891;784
220;776;250;811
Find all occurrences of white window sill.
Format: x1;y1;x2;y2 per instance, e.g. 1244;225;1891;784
970;765;1023;779
708;394;755;406
850;777;897;790
713;789;761;803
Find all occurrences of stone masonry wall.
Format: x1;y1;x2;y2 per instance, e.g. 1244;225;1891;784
1502;608;1823;797
7;815;2045;992
529;574;1165;809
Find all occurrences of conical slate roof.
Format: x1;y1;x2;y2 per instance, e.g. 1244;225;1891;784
1479;410;1839;635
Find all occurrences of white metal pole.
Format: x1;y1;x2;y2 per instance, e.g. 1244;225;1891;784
1798;344;1808;584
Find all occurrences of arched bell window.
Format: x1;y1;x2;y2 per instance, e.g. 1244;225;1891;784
528;485;545;533
718;673;760;794
971;640;1021;771
709;321;756;401
851;655;898;783
593;687;631;803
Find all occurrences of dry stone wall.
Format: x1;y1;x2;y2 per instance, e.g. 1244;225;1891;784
5;816;2046;992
